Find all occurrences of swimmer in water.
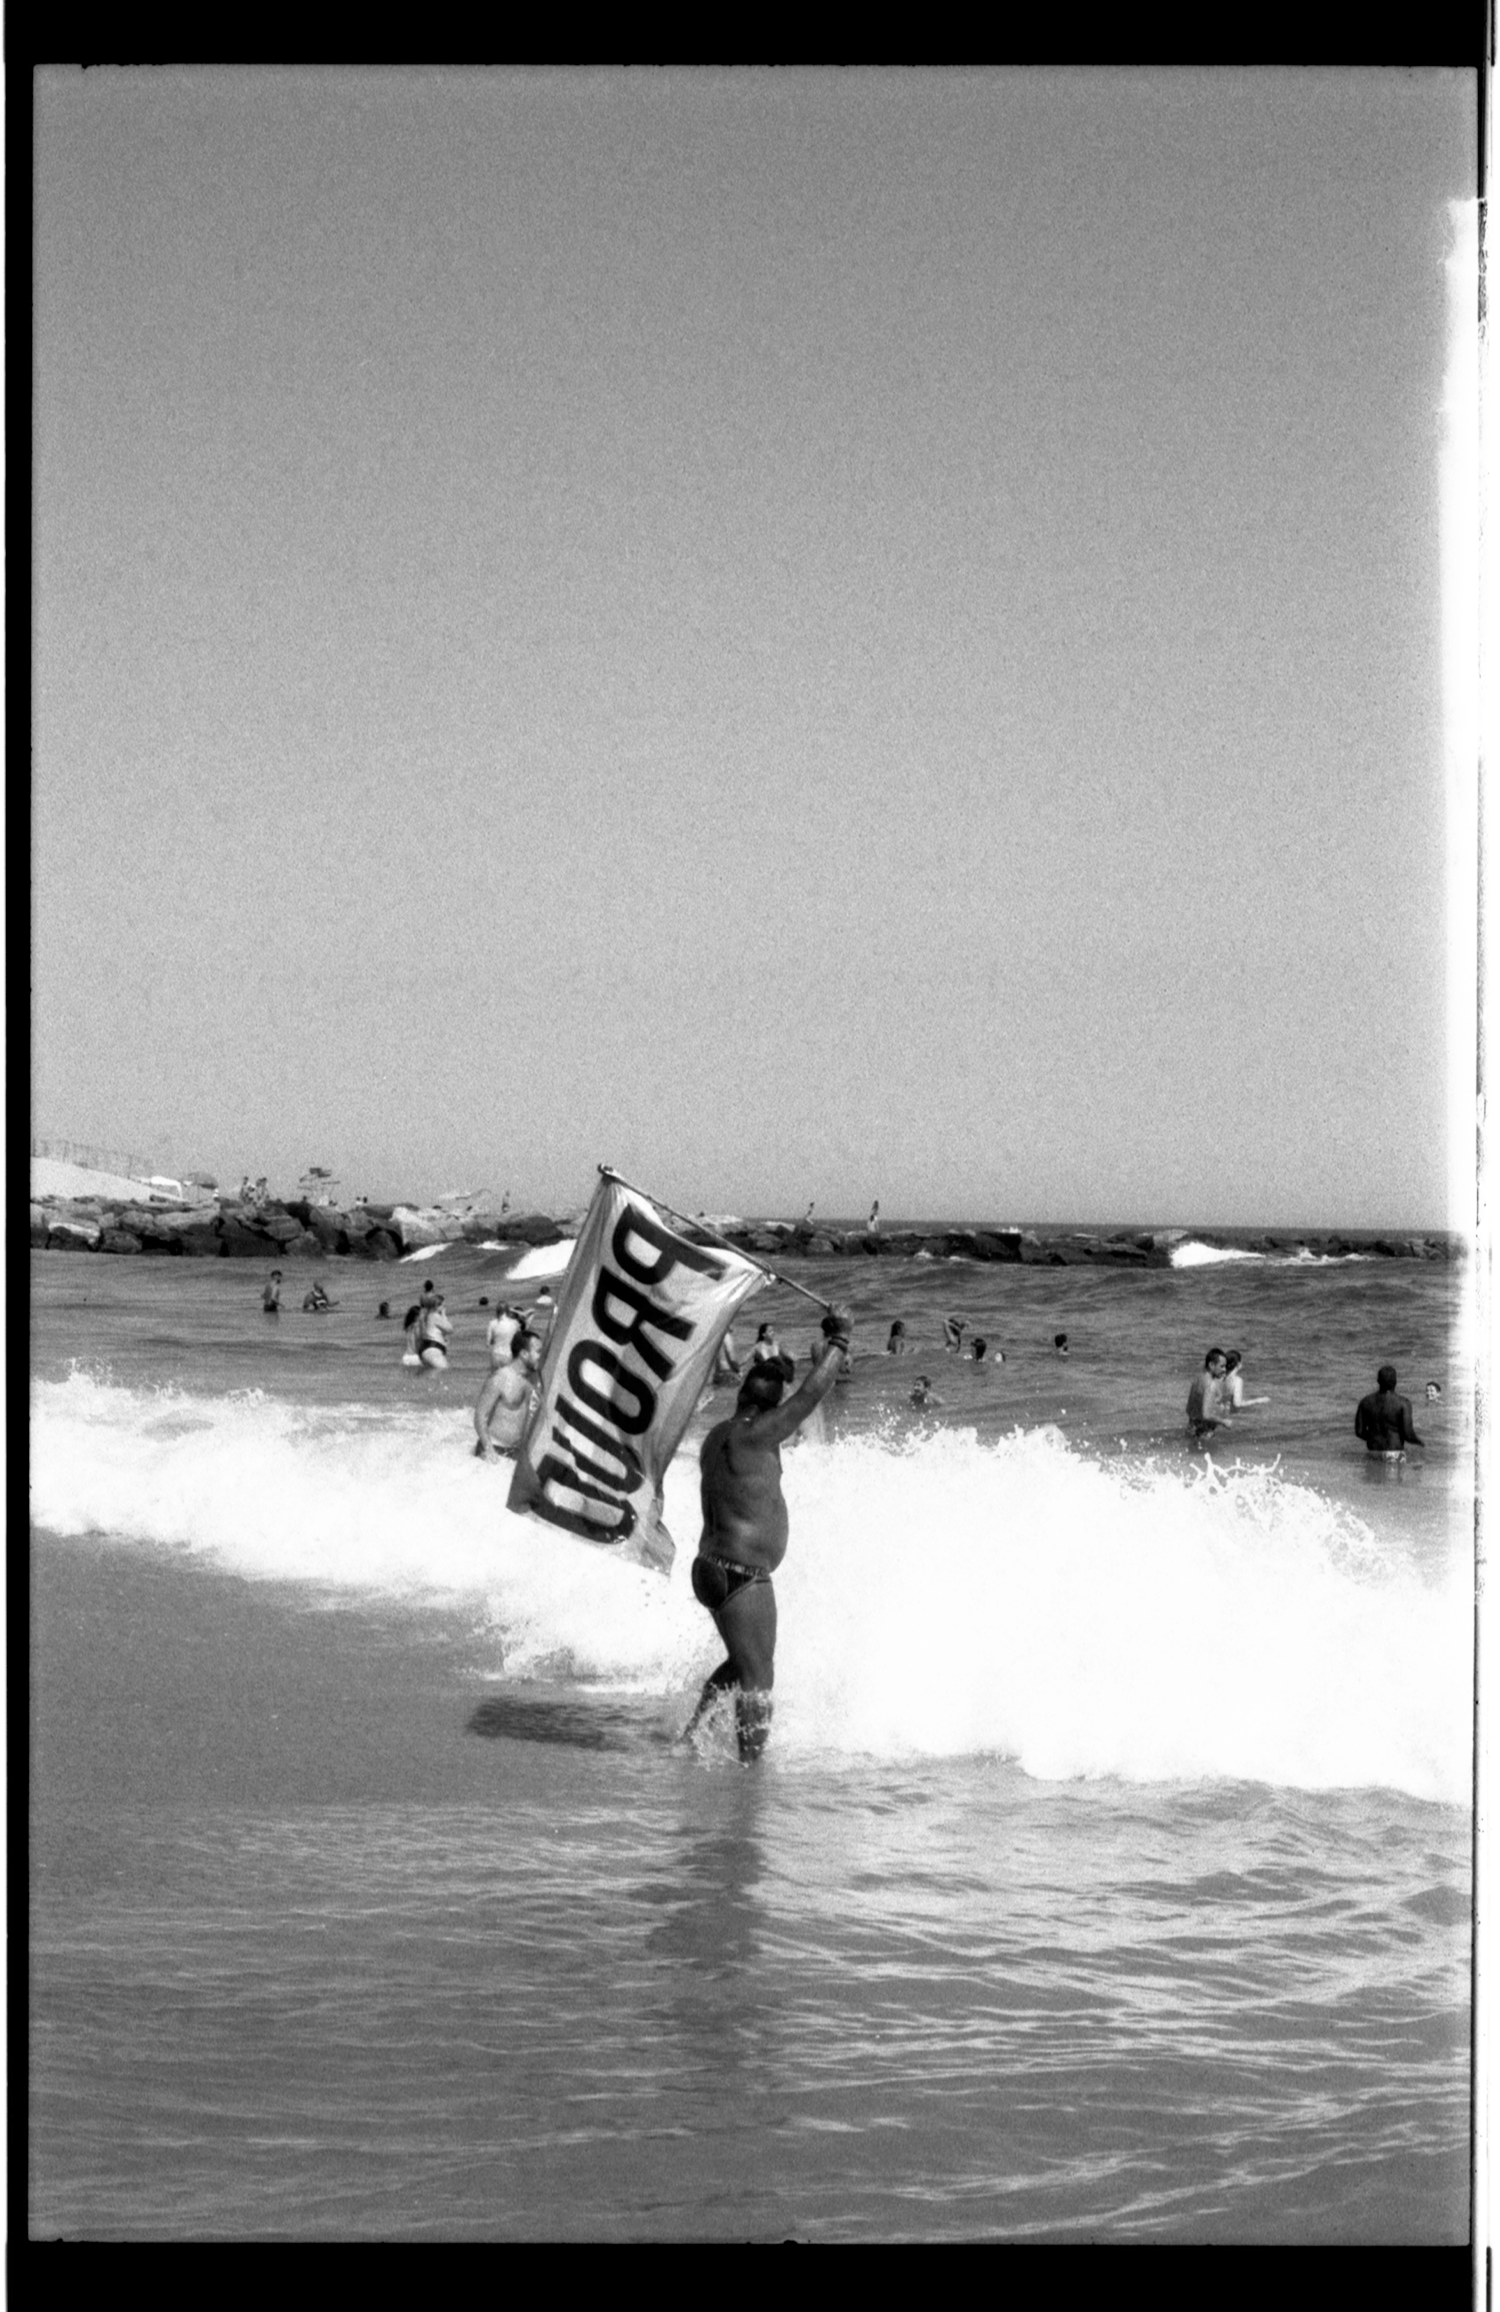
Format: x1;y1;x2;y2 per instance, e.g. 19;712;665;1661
1186;1348;1229;1441
302;1280;334;1312
1054;1333;1069;1357
486;1303;524;1369
473;1328;543;1458
711;1328;743;1386
810;1331;853;1384
886;1321;909;1355
749;1323;786;1367
680;1309;851;1762
941;1316;965;1353
377;1300;392;1319
1355;1365;1425;1459
1426;1382;1442;1403
910;1374;944;1409
414;1291;452;1369
261;1270;282;1314
1219;1350;1268;1410
969;1336;989;1362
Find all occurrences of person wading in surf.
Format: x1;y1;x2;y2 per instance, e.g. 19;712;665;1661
1354;1365;1425;1460
681;1307;852;1762
473;1329;543;1459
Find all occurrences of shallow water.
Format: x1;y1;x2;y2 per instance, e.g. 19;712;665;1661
29;1245;1474;2239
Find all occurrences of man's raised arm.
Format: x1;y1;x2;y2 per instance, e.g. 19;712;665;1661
754;1310;852;1444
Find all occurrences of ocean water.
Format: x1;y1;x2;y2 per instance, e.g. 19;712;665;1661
29;1240;1475;2241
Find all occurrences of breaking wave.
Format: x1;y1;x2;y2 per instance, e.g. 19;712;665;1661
1170;1240;1374;1269
30;1371;1469;1804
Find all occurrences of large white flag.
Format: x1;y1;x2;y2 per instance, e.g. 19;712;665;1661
507;1173;765;1573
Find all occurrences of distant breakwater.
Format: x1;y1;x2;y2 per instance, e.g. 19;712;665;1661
26;1195;1457;1268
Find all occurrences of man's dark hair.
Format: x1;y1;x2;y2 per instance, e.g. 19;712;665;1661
514;1329;540;1356
1377;1364;1398;1390
1205;1347;1226;1367
740;1361;787;1406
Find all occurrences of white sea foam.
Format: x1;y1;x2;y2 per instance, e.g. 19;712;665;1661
30;1372;1469;1803
502;1239;577;1281
1170;1240;1374;1269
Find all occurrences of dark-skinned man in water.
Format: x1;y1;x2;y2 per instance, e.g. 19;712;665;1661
681;1306;853;1762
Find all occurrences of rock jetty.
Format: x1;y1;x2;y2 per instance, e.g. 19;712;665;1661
26;1193;1457;1267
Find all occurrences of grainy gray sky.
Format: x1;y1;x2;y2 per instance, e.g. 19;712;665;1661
32;66;1476;1224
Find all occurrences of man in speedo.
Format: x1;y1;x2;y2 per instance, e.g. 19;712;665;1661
681;1307;852;1762
1355;1364;1426;1460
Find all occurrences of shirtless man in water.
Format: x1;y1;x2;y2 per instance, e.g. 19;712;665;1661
1355;1365;1425;1460
473;1329;542;1458
1186;1348;1229;1441
681;1306;852;1762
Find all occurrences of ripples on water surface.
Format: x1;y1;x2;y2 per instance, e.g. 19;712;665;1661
29;1250;1473;2240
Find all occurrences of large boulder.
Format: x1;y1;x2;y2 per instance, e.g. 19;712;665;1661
260;1212;303;1243
99;1229;144;1255
389;1206;457;1250
30;1203;49;1246
47;1219;101;1250
488;1210;564;1247
282;1230;324;1259
127;1214;185;1253
216;1218;273;1257
177;1223;224;1258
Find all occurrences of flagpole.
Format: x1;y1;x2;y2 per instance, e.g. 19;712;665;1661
597;1166;836;1315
